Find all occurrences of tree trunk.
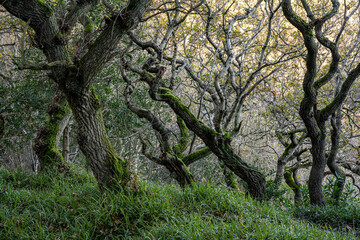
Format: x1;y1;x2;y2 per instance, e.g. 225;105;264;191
327;107;346;204
284;159;310;205
33;91;71;170
0;114;4;139
165;157;194;188
62;122;70;162
66;87;129;189
216;140;265;200
274;157;287;187
308;139;327;205
219;160;239;190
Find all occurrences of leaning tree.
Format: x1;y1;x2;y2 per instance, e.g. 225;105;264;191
119;0;298;200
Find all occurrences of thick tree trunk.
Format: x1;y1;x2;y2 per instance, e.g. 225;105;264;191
308;140;327;205
216;140;265;200
2;0;151;190
33;92;71;170
66;87;129;189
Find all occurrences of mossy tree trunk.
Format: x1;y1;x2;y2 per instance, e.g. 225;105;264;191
124;79;208;188
284;167;301;204
141;85;266;201
164;157;194;188
33;91;71;170
219;160;239;190
1;0;151;189
62;121;70;162
67;87;129;188
274;130;307;187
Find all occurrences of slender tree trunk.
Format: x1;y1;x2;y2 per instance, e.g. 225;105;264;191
219;160;239;190
284;159;309;204
62;122;70;162
66;87;129;189
33;91;71;170
165;157;194;188
329;166;345;203
274;157;287;187
327;107;346;204
0;114;4;139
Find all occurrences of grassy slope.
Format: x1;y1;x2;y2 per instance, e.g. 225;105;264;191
0;166;358;240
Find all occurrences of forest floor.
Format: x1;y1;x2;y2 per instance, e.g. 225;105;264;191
0;165;359;239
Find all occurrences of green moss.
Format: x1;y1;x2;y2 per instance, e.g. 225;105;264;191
90;85;101;108
183;147;210;165
84;21;95;33
40;98;71;169
93;96;130;189
107;153;130;188
223;132;232;138
158;87;218;136
284;169;298;190
37;0;54;15
174;117;189;154
225;170;240;190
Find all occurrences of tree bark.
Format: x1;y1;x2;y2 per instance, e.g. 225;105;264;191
216;140;265;200
219;160;239;190
327;108;346;204
62;122;70;162
164;157;194;188
284;167;302;204
33;91;71;170
308;130;327;205
66;87;129;189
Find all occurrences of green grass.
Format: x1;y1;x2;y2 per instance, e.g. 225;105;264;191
0;166;358;239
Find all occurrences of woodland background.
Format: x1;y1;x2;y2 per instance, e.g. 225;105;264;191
1;0;360;239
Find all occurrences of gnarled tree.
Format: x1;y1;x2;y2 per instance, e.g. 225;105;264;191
118;0;296;200
1;0;151;189
282;0;360;205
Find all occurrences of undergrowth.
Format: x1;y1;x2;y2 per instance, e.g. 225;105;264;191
0;166;358;239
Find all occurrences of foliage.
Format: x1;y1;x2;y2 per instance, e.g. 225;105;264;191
264;179;292;206
0;70;54;151
0;166;358;239
292;204;360;236
299;177;360;207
